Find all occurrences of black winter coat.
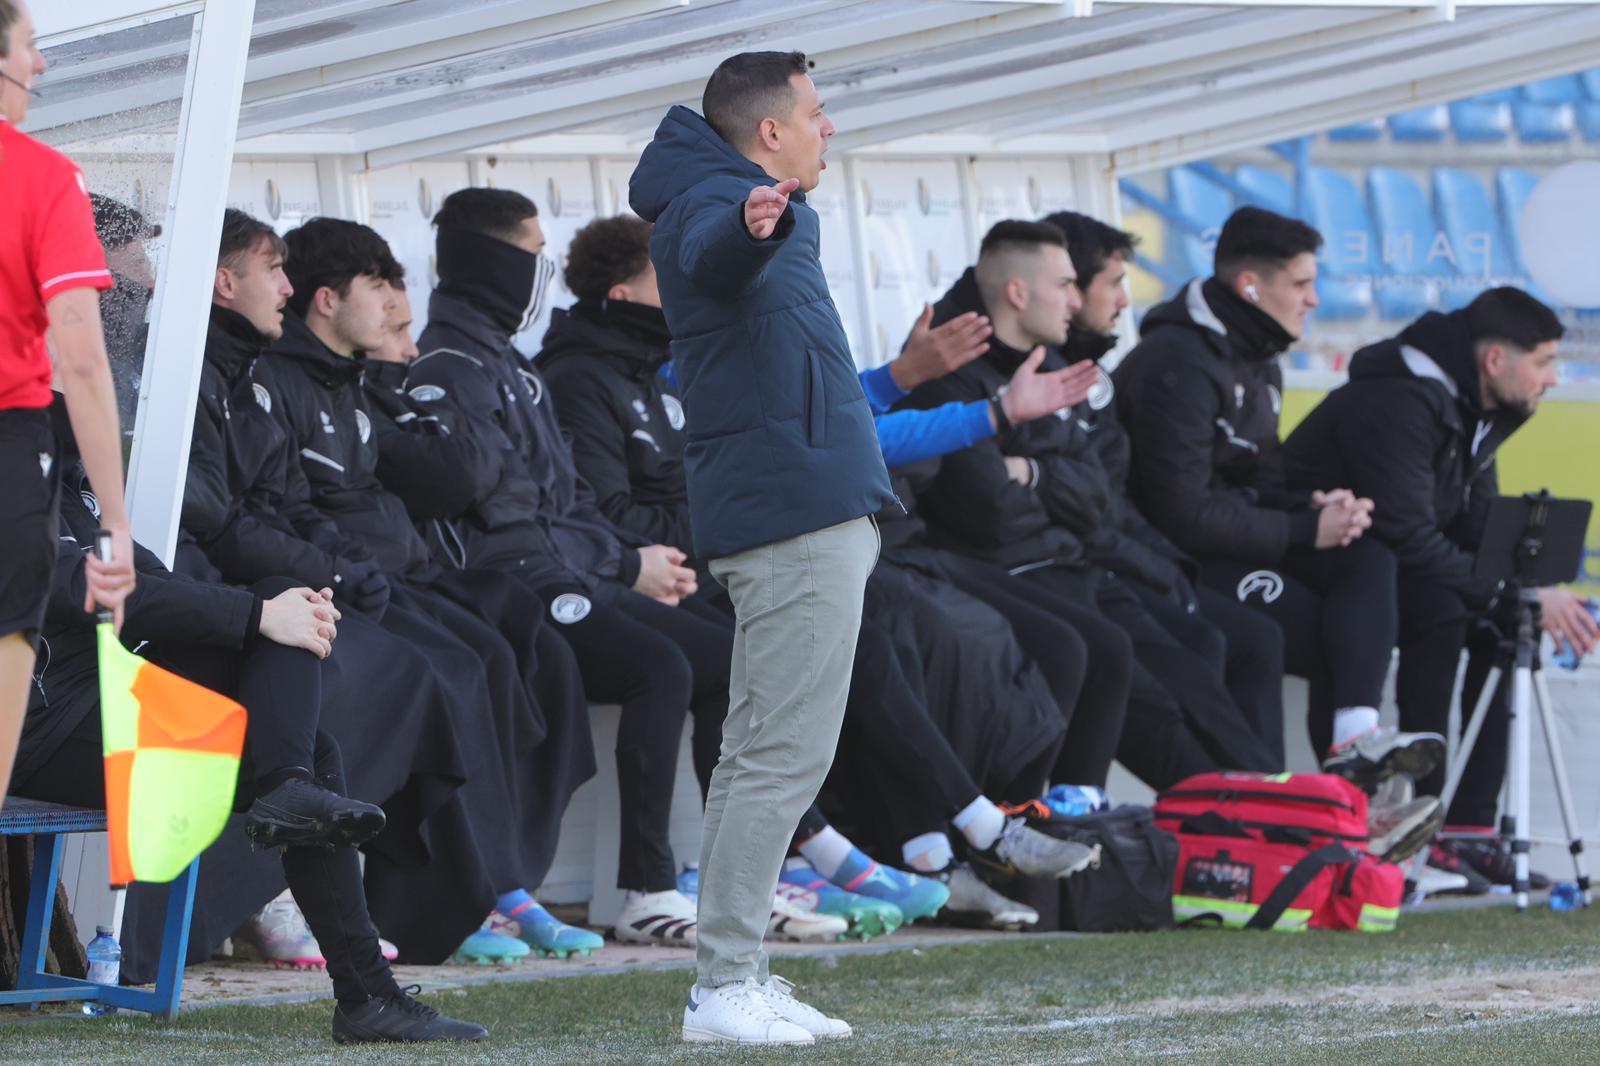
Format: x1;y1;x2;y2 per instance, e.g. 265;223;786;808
408;291;644;589
1113;278;1315;564
898;270;1098;570
538;304;694;554
253;315;435;580
1283;310;1522;607
630;105;894;559
181;307;375;597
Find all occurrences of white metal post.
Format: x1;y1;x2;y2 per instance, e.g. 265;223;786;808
126;0;258;567
841;157;881;369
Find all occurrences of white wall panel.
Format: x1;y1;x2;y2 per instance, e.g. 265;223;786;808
971;158;1076;236
855;160;967;366
227;159;322;234
361;160;473;334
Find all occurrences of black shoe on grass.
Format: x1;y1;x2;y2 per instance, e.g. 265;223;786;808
333;986;488;1043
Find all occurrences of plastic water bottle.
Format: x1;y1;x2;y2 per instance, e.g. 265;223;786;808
1549;882;1584;912
1043;784;1110;817
1551;599;1600;670
83;925;121;1016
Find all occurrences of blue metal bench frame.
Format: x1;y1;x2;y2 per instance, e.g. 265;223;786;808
0;798;197;1019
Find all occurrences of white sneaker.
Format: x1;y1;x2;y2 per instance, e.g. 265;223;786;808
1414;862;1469;896
682;979;814;1045
614;889;697;947
766;892;848;942
234;891;326;970
760;975;851;1039
942;863;1039;930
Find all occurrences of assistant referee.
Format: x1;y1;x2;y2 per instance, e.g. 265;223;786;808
0;0;136;807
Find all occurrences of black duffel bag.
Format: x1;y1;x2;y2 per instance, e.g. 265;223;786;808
999;804;1178;932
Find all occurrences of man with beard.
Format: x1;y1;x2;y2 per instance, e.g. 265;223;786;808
181;210;588;968
540;213;1099;934
1114;206;1440;789
1284;287;1596;886
901;220;1281;788
1043;211;1289;784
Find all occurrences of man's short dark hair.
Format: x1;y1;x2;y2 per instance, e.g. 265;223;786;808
979;219;1067;258
564;216;654;303
432;187;538;242
0;2;18;58
1043;211;1138;289
702;51;811;150
1214;206;1323;282
1467;286;1564;352
281;217;404;317
218;208;287;273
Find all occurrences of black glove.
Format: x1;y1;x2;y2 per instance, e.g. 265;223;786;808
334;558;391;620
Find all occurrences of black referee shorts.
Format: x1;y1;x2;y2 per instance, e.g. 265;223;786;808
0;407;61;651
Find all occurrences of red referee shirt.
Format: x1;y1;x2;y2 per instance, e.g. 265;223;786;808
0;120;114;411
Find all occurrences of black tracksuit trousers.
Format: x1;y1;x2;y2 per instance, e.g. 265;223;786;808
531;578;731;893
1200;538;1400;745
17;641;400;1007
1395;579;1506;827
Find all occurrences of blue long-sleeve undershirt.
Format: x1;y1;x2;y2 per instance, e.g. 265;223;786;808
858;362;996;467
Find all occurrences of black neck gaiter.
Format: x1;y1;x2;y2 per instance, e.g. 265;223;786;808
1202;276;1295;362
1063;327;1118;366
435;227;540;338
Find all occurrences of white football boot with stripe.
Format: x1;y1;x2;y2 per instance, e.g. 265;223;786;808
613;888;698;947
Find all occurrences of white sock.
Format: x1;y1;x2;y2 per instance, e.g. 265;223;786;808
952;795;1006;852
1332;706;1380;747
901;831;954;873
795;825;854;881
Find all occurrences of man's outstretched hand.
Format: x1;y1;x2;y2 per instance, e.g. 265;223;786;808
744;178;800;240
890;304;993;390
996;348;1101;427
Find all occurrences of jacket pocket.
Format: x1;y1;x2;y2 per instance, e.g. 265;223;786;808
805;349;827;447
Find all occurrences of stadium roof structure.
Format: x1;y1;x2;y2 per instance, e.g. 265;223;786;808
37;0;1600;172
28;0;1600;561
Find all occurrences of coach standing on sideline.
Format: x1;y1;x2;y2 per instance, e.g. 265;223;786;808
631;51;891;1046
0;0;135;806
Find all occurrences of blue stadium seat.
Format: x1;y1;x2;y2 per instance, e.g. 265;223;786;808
1233;165;1293;215
1496;168;1541;271
1367;167;1448;319
1449;98;1512;142
1168;165;1233;277
1580;102;1600;142
1522;75;1586;103
1583;69;1600;100
1513;101;1575;143
1495;168;1560;307
1328;119;1383;142
1431;167;1517;308
1301;167;1375;321
1388;106;1449;143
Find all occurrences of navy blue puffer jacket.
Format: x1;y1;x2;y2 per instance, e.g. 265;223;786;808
629;105;894;559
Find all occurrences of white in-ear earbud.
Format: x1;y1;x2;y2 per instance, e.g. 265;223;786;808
1244;284;1261;303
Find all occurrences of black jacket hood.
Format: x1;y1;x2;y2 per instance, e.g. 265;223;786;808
270;312;364;388
205;304;271;382
1349;310;1485;413
1141;277;1293;363
538;303;672;380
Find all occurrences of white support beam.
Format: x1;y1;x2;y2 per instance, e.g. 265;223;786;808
825;5;1390;151
125;0;258;567
996;4;1519;139
1106;7;1600;166
347;1;1060;165
991;6;1423;138
239;0;698;127
34;1;199;47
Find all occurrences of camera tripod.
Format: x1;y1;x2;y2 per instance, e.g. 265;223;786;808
1438;498;1592;911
